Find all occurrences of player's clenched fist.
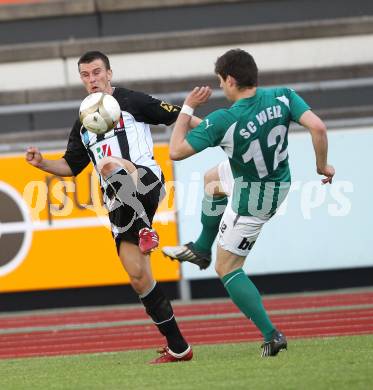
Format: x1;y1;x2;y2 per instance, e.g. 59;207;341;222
25;146;43;167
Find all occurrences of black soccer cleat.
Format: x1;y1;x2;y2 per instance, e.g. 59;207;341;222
261;330;288;357
162;242;212;270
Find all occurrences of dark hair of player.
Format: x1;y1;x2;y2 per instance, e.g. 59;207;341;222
78;51;111;70
215;49;258;89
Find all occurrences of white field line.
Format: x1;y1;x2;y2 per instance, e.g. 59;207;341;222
0;211;175;234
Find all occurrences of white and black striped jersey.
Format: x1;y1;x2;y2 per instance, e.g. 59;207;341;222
63;87;180;182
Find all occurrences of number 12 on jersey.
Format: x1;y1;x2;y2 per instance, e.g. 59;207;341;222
242;125;288;178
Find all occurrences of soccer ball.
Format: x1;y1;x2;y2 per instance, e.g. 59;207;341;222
79;92;121;135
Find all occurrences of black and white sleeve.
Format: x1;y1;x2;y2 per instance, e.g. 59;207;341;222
63;120;90;176
132;91;181;126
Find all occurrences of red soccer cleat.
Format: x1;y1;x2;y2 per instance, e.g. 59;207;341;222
139;227;159;254
149;346;193;364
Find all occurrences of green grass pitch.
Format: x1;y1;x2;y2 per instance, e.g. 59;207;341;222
0;335;372;390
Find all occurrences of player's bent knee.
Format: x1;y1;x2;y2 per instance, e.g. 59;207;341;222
129;275;147;294
204;167;224;196
97;158;121;179
204;166;219;187
128;271;152;294
215;257;241;278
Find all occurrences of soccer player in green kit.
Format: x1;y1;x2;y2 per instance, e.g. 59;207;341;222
163;49;335;356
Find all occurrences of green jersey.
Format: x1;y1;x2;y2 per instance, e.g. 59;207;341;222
186;87;310;217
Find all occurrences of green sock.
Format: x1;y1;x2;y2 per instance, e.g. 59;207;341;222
221;268;275;341
194;194;228;253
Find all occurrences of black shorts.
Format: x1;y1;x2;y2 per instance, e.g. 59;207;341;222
108;164;165;251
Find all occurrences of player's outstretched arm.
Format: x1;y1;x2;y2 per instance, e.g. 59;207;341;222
25;146;74;177
298;110;335;184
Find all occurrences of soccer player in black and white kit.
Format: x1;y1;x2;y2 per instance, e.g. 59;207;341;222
26;51;199;364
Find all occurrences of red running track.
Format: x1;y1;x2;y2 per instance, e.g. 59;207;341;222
0;291;372;359
1;291;372;329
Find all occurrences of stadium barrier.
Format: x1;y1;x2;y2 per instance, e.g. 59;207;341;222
0;144;180;293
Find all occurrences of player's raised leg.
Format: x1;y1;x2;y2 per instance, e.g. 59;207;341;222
162;162;230;269
99;157;160;254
